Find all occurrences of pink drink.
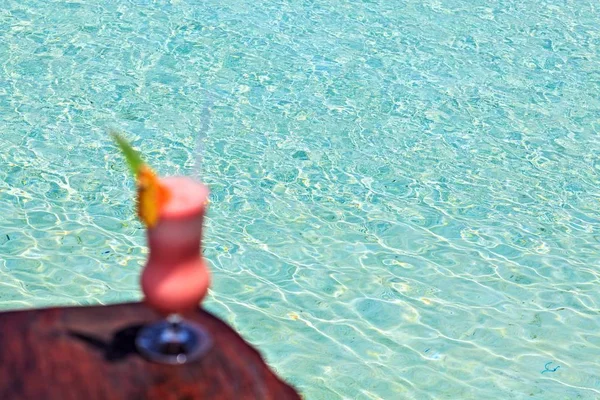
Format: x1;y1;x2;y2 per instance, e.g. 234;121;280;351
140;177;210;316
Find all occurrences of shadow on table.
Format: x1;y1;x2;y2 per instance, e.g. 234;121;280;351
68;325;143;362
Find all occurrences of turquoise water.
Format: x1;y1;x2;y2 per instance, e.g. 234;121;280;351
1;0;600;398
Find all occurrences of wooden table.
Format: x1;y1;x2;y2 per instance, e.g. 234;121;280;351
0;302;301;400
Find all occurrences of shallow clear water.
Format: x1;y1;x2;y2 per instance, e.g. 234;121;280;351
1;0;600;398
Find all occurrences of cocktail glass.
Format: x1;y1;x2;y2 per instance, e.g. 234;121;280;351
135;176;212;364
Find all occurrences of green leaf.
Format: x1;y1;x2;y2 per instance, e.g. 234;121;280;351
110;130;144;176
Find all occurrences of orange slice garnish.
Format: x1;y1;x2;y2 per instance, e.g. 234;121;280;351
136;165;171;228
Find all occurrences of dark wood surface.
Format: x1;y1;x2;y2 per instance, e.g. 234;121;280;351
0;302;301;400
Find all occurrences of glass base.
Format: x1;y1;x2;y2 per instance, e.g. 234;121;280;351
135;316;212;364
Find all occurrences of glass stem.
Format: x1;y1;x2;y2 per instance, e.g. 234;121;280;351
160;314;183;344
167;313;183;326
